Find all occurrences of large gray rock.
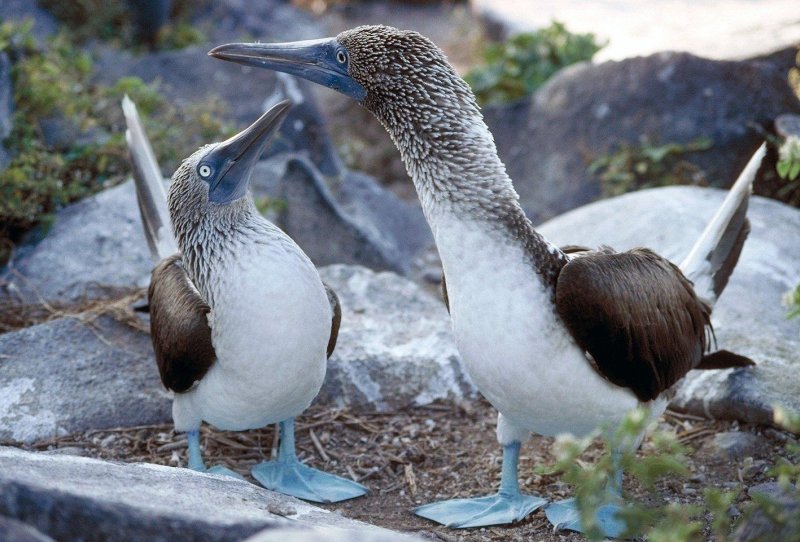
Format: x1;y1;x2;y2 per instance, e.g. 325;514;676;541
0;265;468;442
0;314;169;443
253;157;431;274
486;52;800;222
0;447;396;542
539;186;800;426
0;181;152;305
317;265;473;411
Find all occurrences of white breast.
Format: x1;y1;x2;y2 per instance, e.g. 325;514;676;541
434;215;640;439
173;236;329;432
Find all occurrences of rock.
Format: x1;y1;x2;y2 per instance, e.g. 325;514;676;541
245;526;425;542
485;52;800;222
0;52;12;172
0;0;60;43
0;264;466;442
317;265;474;411
704;432;761;460
0;181;153;306
538;186;800;427
252;157;431;274
0;313;169;443
0;447;397;542
0;515;55;542
748;482;796;500
733;485;800;542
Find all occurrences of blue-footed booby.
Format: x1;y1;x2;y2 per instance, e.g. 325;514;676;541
209;26;762;534
123;96;367;503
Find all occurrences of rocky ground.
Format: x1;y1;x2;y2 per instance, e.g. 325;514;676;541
8;398;797;541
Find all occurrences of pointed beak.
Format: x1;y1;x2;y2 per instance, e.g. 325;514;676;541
208;39;367;101
207;99;292;204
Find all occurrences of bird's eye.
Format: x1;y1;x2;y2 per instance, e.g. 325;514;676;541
198;165;213;178
336;49;347;64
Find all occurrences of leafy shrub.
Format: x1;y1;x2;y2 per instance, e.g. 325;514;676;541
0;21;233;265
546;408;800;541
465;22;603;105
588;137;713;197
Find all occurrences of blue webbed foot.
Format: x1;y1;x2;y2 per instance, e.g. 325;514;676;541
251;418;367;503
186;430;246;481
251;459;367;503
415;441;546;528
545;497;627;539
415;492;546;528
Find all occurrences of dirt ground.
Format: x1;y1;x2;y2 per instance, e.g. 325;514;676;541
10;398;794;541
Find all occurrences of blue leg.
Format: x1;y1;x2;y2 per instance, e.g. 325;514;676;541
251;418;368;503
414;441;547;528
545;450;627;538
186;430;245;480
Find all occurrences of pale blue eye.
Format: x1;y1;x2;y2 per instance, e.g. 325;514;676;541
336;50;347;64
199;165;212;178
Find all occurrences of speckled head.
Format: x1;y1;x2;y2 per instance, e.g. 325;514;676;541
208;26;479;142
167;99;291;240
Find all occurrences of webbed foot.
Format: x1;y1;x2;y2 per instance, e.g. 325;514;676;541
251;459;367;503
415;491;546;528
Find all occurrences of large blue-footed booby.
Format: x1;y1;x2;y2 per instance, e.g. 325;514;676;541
209;26;762;534
123;96;367;503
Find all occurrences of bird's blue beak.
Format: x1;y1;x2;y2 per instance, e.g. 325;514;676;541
204;99;292;204
208;38;367;101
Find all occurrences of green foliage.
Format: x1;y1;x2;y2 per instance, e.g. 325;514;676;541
777;135;800;182
465;22;603;105
0;21;234;265
542;409;696;540
589;137;713;197
786;284;800;319
36;0;205;49
545;408;800;541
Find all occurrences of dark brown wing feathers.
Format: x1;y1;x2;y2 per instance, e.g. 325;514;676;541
323;282;341;359
556;248;713;402
148;254;216;393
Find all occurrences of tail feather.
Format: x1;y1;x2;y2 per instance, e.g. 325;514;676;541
680;144;766;303
123;95;178;263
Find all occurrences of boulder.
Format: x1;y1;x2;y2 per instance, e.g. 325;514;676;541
252;157;431;274
0;447;398;542
0;265;468;443
0;181;153;306
318;265;472;410
539;186;800;427
0;516;55;542
485;52;800;222
703;431;762;461
0;313;169;443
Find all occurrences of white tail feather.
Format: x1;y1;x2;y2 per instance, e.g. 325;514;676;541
123;95;178;262
680;143;766;302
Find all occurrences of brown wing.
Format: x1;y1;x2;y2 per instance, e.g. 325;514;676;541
555;248;713;402
323;282;341;359
148;254;216;393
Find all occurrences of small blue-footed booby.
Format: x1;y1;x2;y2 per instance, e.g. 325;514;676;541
123;96;367;503
209;26;763;534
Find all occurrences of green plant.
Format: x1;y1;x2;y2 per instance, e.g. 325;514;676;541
465;21;603;105
786;284;800;319
36;0;205;49
0;21;234;265
588;137;713;197
541;409;701;540
777;135;800;182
